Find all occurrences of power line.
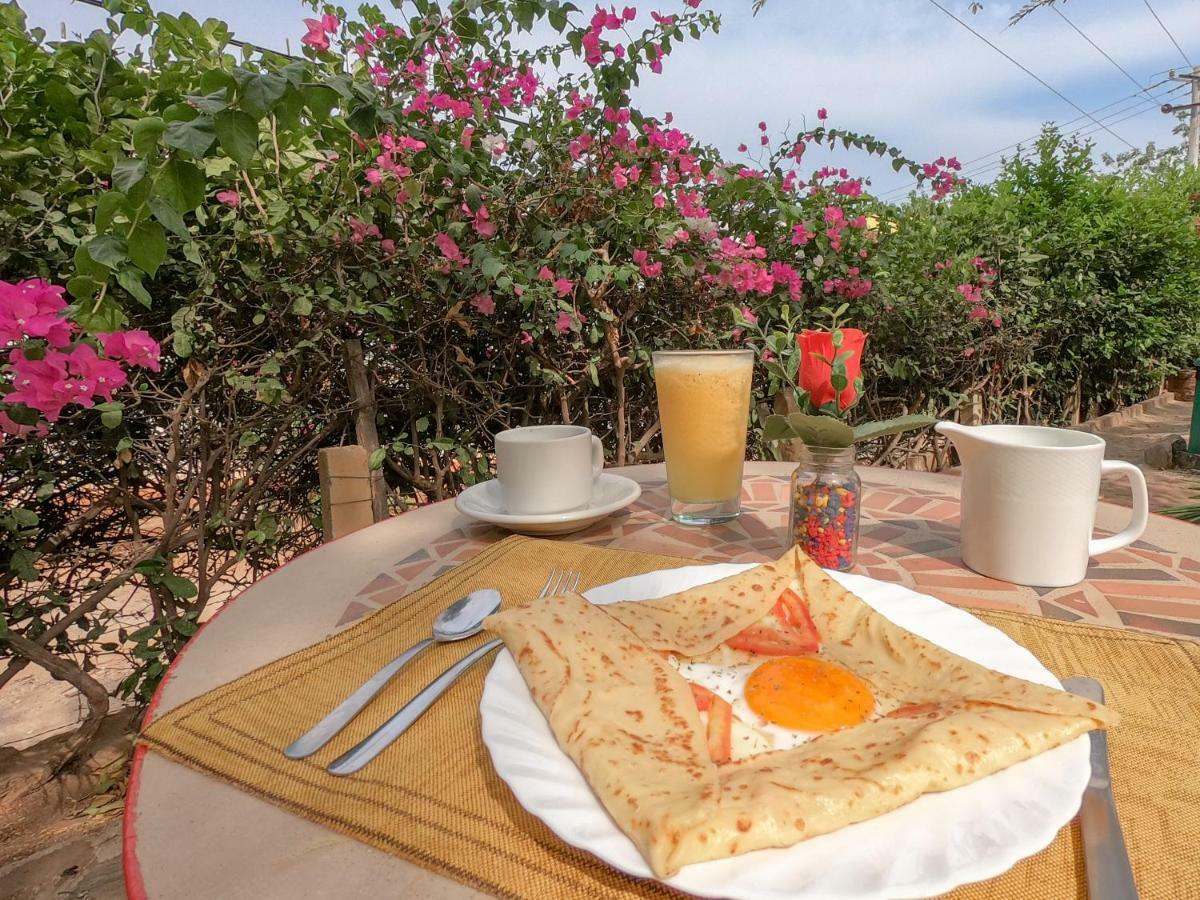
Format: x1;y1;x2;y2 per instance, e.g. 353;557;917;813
1052;6;1147;95
951;88;1188;185
878;79;1180;200
924;0;1136;151
1141;0;1193;68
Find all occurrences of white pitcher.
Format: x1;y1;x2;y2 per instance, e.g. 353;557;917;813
935;422;1149;587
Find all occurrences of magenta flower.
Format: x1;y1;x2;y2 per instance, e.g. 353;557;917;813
434;232;463;261
65;343;127;403
538;266;555;281
0;278;73;348
301;19;330;51
817;107;828;120
554;311;575;334
519;331;533;346
553;277;574;298
471;293;496;316
99;329;161;372
216;190;240;208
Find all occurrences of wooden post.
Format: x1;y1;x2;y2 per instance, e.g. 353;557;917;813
318;446;376;541
342;338;388;523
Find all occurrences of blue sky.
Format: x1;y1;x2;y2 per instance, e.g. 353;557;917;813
20;0;1200;195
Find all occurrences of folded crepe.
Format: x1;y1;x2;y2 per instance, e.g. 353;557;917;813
484;546;1117;878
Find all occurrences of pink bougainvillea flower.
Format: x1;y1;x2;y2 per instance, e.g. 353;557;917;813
685;0;701;6
737;143;747;153
790;223;813;247
434;232;462;261
968;305;989;320
817;107;827;120
4;348;72;420
0;278;73;348
992;315;1003;327
611;165;629;190
216;190;240;208
623;5;637;20
99;329;161;372
757;121;767;131
739;306;758;325
962;347;976;358
653;193;666;209
554;277;574;298
364;169;383;186
554;310;575;334
380;239;396;255
471;293;496;316
538;266;555;281
65;343;127;403
519;330;533;346
460;125;475;149
301;18;331;51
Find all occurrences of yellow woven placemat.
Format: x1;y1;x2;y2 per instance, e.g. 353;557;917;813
141;535;1200;900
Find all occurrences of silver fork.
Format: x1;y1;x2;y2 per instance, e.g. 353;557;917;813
327;568;581;776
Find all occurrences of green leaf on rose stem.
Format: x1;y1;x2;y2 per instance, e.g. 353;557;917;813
851;414;939;444
787;413;855;448
111;158;147;193
157;158;206;212
214;110;258;169
127;221;166;277
368;448;387;470
163;116;217;157
86;235;128;269
132;117;165;158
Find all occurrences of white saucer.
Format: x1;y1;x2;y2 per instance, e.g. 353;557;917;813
454;473;642;536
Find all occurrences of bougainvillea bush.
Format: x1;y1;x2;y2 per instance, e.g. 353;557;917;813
1;0;1197;770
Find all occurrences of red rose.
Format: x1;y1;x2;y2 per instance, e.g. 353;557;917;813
796;328;868;411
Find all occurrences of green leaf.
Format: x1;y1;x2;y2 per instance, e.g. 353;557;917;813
128;221;166;277
111;158;147;193
480;256;504;279
99;402;123;429
368;448;387;470
163;116;216;156
86;235;128;269
116;269;152;306
214;110;258;169
173;617;199;636
851;415;938;444
158;575;198;599
762;412;855;448
301;84;338;121
149;196;189;239
157;158;205;212
95;191;127;232
132;117;165;157
238;431;260;448
238;72;288;118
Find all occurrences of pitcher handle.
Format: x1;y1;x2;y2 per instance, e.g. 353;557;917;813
1088;461;1149;558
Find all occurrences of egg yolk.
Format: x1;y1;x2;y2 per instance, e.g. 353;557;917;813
744;657;874;732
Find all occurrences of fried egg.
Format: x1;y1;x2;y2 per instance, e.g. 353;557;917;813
672;655;875;752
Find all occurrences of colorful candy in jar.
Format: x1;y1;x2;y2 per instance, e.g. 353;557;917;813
792;478;859;570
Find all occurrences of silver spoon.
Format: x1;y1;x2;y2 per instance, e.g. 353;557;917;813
283;588;501;759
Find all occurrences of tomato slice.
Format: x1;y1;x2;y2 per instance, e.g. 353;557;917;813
725;587;821;655
690;682;715;712
706;695;733;764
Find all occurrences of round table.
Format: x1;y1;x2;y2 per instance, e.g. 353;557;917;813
123;463;1200;900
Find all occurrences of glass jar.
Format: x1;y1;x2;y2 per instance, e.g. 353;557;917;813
788;445;861;571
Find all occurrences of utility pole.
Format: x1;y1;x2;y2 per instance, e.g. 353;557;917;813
1162;68;1200;168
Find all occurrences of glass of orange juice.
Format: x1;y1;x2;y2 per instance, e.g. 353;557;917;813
652;349;754;525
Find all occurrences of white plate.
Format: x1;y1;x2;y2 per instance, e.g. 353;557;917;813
479;563;1088;899
454;472;641;536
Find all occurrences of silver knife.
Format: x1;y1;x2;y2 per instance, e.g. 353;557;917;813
326;638;503;776
1062;676;1139;900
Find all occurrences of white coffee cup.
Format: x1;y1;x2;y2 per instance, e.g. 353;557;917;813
495;425;604;515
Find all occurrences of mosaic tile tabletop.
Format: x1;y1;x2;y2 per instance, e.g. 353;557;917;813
341;465;1200;641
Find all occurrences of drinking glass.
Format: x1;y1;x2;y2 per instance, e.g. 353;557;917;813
652;349;754;525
